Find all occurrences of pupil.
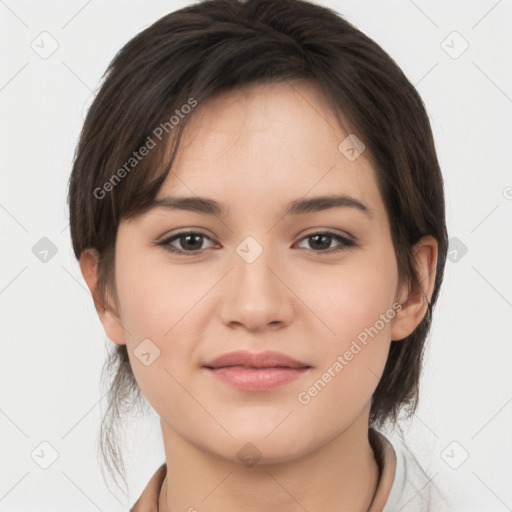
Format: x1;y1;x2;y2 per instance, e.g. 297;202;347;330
183;234;202;250
311;234;329;250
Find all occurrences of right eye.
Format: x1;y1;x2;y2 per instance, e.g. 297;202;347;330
157;231;216;255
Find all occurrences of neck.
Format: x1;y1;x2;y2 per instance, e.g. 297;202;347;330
158;409;380;512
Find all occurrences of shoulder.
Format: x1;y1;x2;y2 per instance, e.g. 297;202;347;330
130;462;167;512
374;429;452;512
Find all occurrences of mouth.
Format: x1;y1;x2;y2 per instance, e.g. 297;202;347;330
202;350;311;391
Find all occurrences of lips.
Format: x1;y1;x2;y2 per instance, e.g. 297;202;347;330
203;350;311;370
203;350;312;392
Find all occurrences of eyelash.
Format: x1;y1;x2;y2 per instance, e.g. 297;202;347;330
156;230;356;256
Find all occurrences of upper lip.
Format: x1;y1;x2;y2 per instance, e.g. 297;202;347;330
203;350;311;369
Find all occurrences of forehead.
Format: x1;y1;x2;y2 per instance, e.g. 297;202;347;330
154;80;386;224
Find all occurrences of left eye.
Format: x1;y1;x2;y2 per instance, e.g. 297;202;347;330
157;231;355;255
296;232;355;253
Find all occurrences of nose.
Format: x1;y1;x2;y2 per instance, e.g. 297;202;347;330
217;239;295;332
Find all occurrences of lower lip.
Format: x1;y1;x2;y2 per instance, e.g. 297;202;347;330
204;366;310;391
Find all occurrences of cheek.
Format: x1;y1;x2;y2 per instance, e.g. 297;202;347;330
305;251;398;343
296;280;395;425
300;251;397;394
113;250;197;403
115;247;206;338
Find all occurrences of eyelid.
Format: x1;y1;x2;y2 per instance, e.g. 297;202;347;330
298;227;354;241
156;226;214;241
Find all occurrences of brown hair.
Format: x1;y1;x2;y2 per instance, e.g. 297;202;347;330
67;0;448;495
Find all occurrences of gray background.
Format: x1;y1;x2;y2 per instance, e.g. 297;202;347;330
1;0;511;510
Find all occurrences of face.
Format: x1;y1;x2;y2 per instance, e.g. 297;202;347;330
99;80;409;463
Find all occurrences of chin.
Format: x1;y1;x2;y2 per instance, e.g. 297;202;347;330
214;429;312;466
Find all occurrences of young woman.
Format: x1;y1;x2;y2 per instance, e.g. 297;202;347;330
67;0;450;510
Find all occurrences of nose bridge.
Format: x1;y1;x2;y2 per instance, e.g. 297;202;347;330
233;232;279;297
219;232;293;329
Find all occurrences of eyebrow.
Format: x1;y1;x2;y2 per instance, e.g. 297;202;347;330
148;194;374;219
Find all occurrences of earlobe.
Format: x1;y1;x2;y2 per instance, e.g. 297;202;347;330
390;235;438;341
79;248;127;346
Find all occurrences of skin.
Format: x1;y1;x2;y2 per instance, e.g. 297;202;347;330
80;79;438;512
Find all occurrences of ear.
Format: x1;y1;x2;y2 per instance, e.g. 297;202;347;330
390;235;438;342
79;248;127;346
